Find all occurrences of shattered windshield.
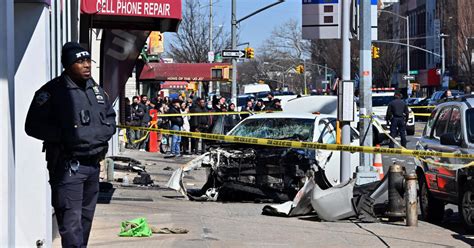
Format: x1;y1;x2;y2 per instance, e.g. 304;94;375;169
229;118;315;141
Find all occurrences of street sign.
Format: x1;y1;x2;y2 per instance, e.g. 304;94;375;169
208;51;214;62
403;75;415;81
221;50;245;58
408;70;419;75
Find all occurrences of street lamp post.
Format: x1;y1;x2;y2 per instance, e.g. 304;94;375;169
440;33;449;89
263;62;295;90
379;9;410;96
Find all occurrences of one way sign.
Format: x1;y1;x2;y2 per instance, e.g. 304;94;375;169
403;75;416;81
221;50;246;58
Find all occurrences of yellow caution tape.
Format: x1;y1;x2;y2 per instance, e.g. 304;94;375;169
408;106;435;109
122;121;158;144
413;113;432;117
152;110;279;118
117;125;474;160
417;157;474;170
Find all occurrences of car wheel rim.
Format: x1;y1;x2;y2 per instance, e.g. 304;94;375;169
462;190;474;226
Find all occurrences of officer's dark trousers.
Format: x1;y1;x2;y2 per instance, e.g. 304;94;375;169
49;161;100;248
389;117;407;148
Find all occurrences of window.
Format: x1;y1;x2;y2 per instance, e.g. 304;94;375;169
433;107;452;140
466;109;474;143
318;119;336;144
372;95;394;107
324;16;333;24
324;6;334;13
446;107;462;141
423;110;438;137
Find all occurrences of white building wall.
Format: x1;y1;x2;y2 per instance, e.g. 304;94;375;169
0;0;16;247
14;3;52;247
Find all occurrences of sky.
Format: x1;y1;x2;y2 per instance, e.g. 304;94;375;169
164;0;302;55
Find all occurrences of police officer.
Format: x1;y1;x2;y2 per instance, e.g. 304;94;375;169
386;92;409;148
25;42;116;247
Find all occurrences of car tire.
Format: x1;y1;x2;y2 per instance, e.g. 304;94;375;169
459;181;474;233
407;126;415;136
373;129;380;145
419;176;445;223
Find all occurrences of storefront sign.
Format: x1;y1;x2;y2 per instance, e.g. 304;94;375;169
81;0;181;19
101;29;150;101
148;31;164;54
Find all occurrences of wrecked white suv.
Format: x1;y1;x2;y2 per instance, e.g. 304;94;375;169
193;112;361;202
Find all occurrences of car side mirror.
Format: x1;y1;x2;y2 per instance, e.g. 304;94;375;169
440;133;462;146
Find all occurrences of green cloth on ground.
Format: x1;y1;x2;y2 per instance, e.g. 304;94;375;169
119;217;152;237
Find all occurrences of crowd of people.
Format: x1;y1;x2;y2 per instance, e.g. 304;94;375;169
123;92;283;158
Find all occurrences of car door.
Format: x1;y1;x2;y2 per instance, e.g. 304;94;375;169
424;106;453;195
315;118;340;185
434;106;462;197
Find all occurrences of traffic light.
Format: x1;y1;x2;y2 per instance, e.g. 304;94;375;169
245;47;254;59
296;65;304;74
371;45;380;59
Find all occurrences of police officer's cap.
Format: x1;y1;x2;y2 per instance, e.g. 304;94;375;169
61;42;91;69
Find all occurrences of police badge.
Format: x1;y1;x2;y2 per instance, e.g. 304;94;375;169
35;91;50;106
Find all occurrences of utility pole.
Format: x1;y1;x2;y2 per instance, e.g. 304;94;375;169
230;0;285;104
209;0;213;94
231;0;238;104
406;15;411;97
356;0;378;185
303;60;307;95
340;0;351;183
324;63;328;81
440;33;448;89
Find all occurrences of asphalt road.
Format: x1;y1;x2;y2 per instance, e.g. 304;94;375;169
380;122;426;174
60;147;474;248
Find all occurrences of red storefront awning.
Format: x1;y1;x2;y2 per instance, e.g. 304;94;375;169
161;81;187;89
81;0;182;31
139;62;231;81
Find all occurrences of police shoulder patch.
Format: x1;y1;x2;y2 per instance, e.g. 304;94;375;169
35;91;50;106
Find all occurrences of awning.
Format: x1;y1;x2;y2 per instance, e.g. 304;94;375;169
139;62;231;81
161;81;187;89
418;68;440;87
80;0;182;31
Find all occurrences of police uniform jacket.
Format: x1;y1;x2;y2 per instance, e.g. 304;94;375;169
25;74;116;159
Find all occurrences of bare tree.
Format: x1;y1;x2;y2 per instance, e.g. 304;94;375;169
260;19;311;62
457;0;474;85
372;12;403;87
166;0;230;63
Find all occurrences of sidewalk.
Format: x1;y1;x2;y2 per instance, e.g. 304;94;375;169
53;149;474;247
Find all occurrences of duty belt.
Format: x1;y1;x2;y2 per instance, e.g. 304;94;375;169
73;156;102;166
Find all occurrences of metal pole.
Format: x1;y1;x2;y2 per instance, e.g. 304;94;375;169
441;34;446;89
325;63;328;81
405;173;418;227
303;60;307;95
340;0;351;183
209;0;213;52
209;0;213;94
231;0;237;104
406;16;411;97
356;0;377;185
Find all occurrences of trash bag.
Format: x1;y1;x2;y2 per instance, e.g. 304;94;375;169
119;217;152;237
133;172;153;186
